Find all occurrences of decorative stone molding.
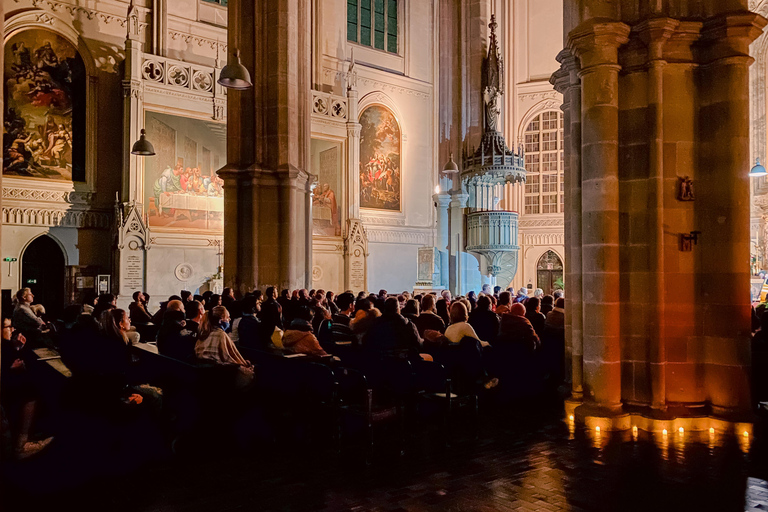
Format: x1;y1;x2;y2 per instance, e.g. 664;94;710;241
365;228;432;245
3;207;110;228
167;30;227;53
523;233;565;246
142;56;216;97
312;90;348;121
518;91;560;102
519;217;565;228
12;0;149;33
123;79;143;100
322;67;431;101
3;187;93;205
360;214;406;226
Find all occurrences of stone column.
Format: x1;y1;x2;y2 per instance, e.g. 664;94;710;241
569;22;630;411
698;13;766;414
448;189;469;295
122;15;144;204
434;192;452;252
221;0;313;294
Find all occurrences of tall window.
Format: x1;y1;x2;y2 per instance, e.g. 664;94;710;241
348;0;398;54
523;111;564;215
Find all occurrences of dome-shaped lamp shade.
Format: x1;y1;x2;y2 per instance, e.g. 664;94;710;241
751;158;767;177
131;129;155;156
443;153;459;174
217;49;252;90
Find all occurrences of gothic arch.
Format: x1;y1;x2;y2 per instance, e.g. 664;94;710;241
517;99;563;142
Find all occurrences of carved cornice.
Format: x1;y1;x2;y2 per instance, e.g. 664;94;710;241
360;213;406;226
3;187;92;205
12;0;149;33
323;67;430;101
167;30;227;52
365;228;431;245
518;217;565;228
3;207;110;228
523;233;565;246
518;91;560;103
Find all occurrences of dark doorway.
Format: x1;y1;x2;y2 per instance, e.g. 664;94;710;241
21;235;66;319
536;250;564;295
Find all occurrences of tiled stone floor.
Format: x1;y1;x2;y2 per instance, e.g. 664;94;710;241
5;403;768;512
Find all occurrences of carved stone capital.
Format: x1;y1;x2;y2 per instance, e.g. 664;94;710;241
568;21;631;69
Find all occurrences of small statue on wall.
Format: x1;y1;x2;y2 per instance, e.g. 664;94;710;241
677;176;695;201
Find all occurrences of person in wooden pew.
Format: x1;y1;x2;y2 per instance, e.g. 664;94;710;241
282;306;328;357
362;297;427;362
468;295;500;345
184;300;205;337
157;309;196;362
1;317;54;459
234;295;269;350
195;306;254;388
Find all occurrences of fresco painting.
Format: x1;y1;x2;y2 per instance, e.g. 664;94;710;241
359;105;401;211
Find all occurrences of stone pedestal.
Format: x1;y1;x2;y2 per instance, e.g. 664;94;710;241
221;0;313;294
554;1;767;421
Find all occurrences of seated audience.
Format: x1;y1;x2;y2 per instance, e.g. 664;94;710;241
282;306;328;357
495;291;512;315
401;299;420;324
129;291;153;325
12;288;47;341
1;318;53;459
93;293;118;320
468;295;500;344
524;297;547;336
363;297;424;359
415;294;446;336
234;295;267;349
445;302;488;346
185;300;205;336
195;306;254;388
540;295;555;316
350;299;381;341
497;303;540;352
436;298;451;327
157;310;196;362
514;288;529;304
332;292;356;326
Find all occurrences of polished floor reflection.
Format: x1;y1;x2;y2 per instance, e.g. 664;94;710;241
4;401;768;512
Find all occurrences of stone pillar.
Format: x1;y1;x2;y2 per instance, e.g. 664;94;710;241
221;0;313;294
555;0;767;423
122;13;144;204
698;13;766;414
569;22;629;411
448;189;469;295
434;192;452;252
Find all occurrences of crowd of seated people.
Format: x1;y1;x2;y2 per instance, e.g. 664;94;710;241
0;283;567;463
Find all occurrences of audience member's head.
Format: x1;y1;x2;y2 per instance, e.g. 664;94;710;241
533;288;544;299
162;309;186;330
553;290;564;299
555;297;565;309
167;300;184;313
181;290;192;302
436;298;449;319
294;306;314;323
541;295;554;307
509;303;526;317
517;288;528;298
498;291;511;306
481;284;492;294
476;295;492;311
449;301;469;324
103;308;130;343
337;292;355;314
421;294;436;313
526;297;541;313
493;285;502;296
186;300;204;321
200;306;229;340
441;289;452;303
280;289;290;299
378;289;388;298
241;295;259;315
222;287;234;300
132;291;144;302
266;286;278;300
402;299;420;317
355;298;373;313
383;297;400;315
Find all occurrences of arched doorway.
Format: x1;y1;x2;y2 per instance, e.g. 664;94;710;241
537;250;563;295
22;235;66;318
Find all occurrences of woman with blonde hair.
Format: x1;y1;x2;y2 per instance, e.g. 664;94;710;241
444;301;490;347
195;306;254;387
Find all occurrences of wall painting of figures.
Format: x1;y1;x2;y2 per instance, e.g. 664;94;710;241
3;29;86;181
311;139;342;237
359;105;401;211
144;111;226;232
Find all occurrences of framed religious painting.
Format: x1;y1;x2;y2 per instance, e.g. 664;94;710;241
359;105;401;211
311;139;343;237
3;29;87;181
143;111;226;233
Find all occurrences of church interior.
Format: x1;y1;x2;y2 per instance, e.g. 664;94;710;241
3;0;768;510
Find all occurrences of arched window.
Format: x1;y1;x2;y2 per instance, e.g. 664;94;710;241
537;250;564;295
523;111;564;215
